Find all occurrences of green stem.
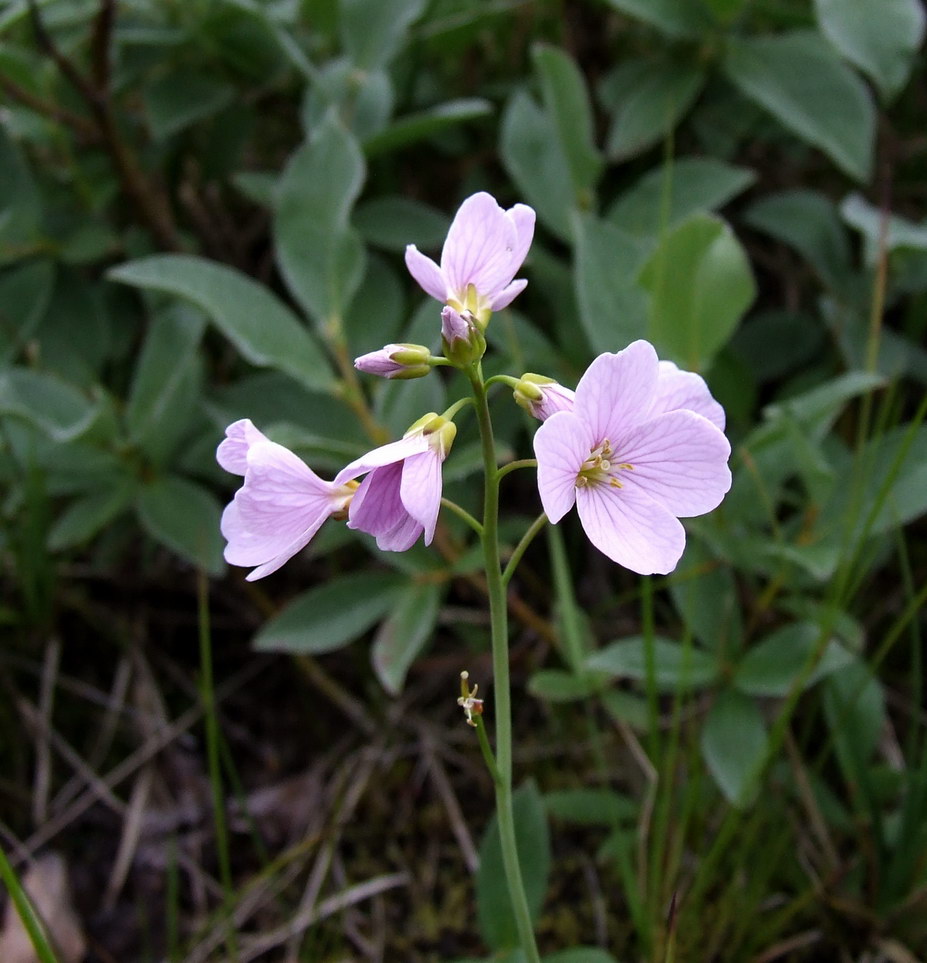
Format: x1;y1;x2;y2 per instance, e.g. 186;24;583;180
469;366;542;963
0;847;58;963
503;512;548;588
496;458;538;483
441;497;483;537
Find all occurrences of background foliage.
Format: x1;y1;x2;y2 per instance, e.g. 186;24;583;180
1;0;926;960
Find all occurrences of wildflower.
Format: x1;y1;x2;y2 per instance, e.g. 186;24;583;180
217;419;355;580
513;374;576;422
405;192;536;327
354;343;433;380
334;413;457;552
533;342;731;575
441;305;486;366
457;671;484;727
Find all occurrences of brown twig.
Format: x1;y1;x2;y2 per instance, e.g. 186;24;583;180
0;73;98;141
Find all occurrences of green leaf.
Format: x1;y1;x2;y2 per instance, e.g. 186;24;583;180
700;689;768;807
544;789;636;826
302;60;395;145
532;44;603;198
734;622;854;697
638;213;755;370
126;306;206;466
815;0;925;101
840;193;927;262
363;98;492;158
371;580;442;694
339;0;426;69
527;669;606;703
573;213;649;354
0;124;40;258
607;157;756;238
603;59;705;161
137;476;225;575
587;636;718;691
600;0;714;38
744;190;853;293
253;571;406;654
501;90;576;241
477;781;551;951
108;255;334;391
274;113;366;326
723;31;875;182
0;369;101;442
669;537;742;652
822;659;886;771
48;482;135;551
544;951;619;963
144;69;234;140
353;196;450;252
0;259;54;361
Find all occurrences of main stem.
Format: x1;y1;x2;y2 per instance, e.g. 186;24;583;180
469;367;542;963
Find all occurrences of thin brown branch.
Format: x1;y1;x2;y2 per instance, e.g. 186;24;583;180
0;73;98;141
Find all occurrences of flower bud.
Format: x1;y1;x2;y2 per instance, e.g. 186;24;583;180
441;306;486;367
405;411;457;458
514;373;575;421
354;343;432;380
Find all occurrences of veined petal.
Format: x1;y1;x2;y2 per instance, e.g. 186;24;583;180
217;419;269;475
533;411;592;523
574;342;659;443
441;192;520;299
507;204;536;268
576;484;686;575
404;246;447;301
654;361;725;430
399;450;442;544
221;500;328;579
335;434;431;485
490;278;528;311
348;464;423;552
616;410;732;517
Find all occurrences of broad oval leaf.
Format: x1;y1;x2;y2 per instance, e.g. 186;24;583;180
544;789;636;826
723;31;875;183
700;688;767;807
254;571;406;654
363;98;492;158
371;579;442;695
601;0;714;38
587;636;718;691
108;255;335;391
0;368;101;442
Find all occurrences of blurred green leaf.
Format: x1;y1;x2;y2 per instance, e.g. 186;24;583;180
840;193;927;262
302;60;395;143
126;306;206;466
544;789;636;826
745;190;854;293
254;571;406;654
723;31;875;182
371;579;442;694
600;0;714;38
48;481;135;551
527;669;606;703
730;310;826;384
532;44;603;199
669;537;742;652
573;213;649;354
275;112;366;327
815;0;925;101
137;475;225;575
0;369;101;442
353;196;450;252
109;255;335;391
734;622;854;697
363;98;492;157
544;951;619;963
144;69;235;140
700;689;767;807
0;124;40;258
639;213;755;370
602;59;705;161
339;0;426;69
477;781;550;951
823;659;886;773
587;636;718;690
0;260;54;361
501;90;576;241
608;157;755;238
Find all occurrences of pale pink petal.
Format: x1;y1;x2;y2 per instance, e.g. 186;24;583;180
533;411;593;523
531;383;575;422
404;245;447;301
348;464;423;551
653;361;725;430
399;450;442;544
334;434;431;485
615;410;732;517
507;204;536;268
490;278;528;311
573;341;659;444
216;419;269;475
576;484;686;575
441;192;519;298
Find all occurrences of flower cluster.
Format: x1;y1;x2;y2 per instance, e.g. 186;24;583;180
218;191;731;579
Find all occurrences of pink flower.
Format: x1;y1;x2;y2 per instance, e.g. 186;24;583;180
513;374;577;422
354;343;432;380
217;419;355;580
405;192;536;324
334;414;457;552
533;342;731;575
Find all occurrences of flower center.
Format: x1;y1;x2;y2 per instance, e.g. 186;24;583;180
576;439;633;489
447;283;492;328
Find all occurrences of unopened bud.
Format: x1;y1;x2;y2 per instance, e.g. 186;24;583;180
355;343;433;380
514;373;575;421
441;306;486;367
